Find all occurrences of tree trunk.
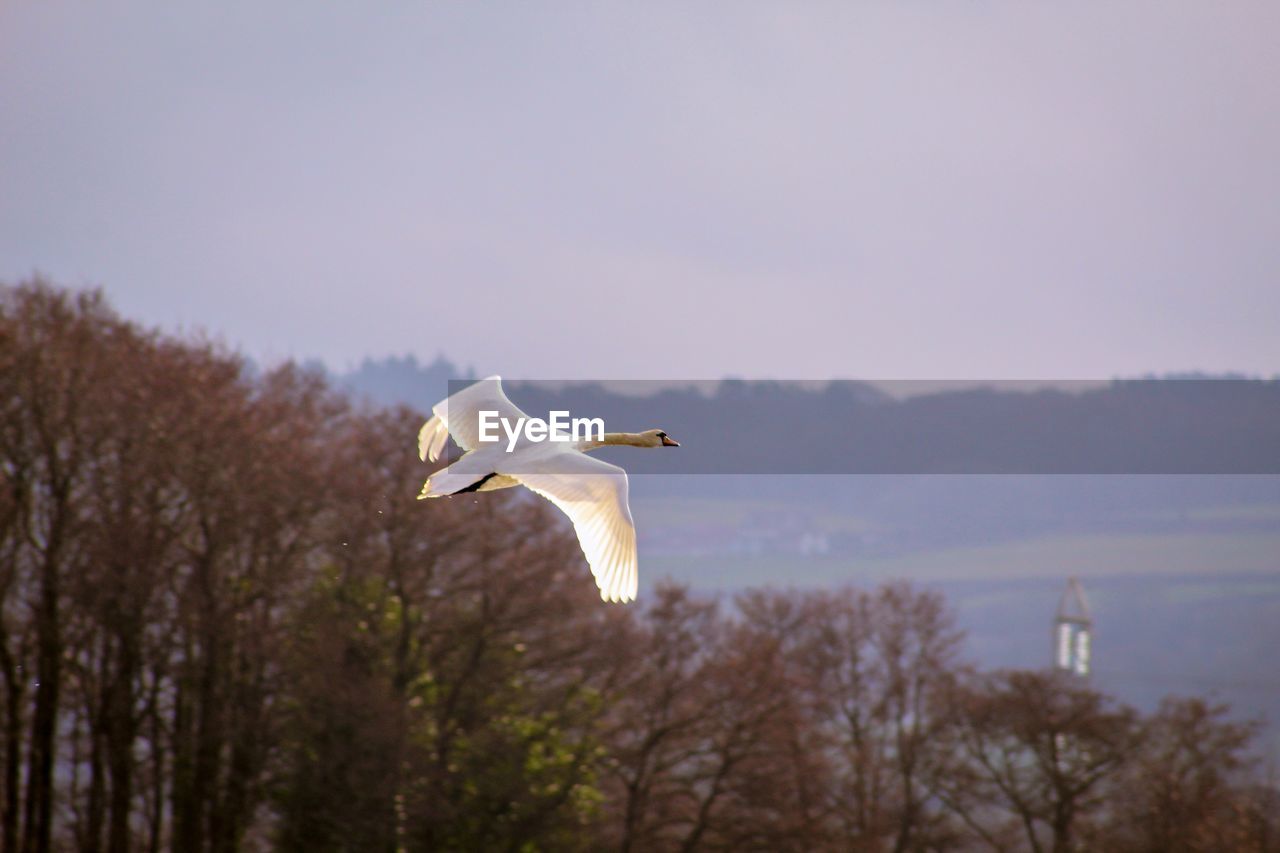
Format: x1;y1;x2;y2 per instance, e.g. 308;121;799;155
107;630;138;853
0;626;22;853
23;549;63;853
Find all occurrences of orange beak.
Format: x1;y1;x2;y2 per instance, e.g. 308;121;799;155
661;435;680;447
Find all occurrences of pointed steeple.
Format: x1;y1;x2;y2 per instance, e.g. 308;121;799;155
1056;576;1091;625
1054;577;1093;677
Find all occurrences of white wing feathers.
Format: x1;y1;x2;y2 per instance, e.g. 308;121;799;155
417;416;450;464
514;453;639;604
418;375;528;462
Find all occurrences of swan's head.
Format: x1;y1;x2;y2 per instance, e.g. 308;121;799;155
642;429;680;448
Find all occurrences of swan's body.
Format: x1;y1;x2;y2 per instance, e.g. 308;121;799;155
416;376;678;603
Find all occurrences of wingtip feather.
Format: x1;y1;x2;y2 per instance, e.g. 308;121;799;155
418;415;450;463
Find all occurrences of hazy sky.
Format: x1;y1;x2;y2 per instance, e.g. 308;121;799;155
2;2;1277;380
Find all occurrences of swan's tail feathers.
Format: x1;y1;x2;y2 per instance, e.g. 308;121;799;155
417;475;458;499
418;414;450;463
417;469;498;499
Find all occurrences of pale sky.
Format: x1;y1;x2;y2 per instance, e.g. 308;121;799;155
2;2;1277;380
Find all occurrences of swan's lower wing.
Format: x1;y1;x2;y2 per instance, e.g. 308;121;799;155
421;375;529;460
515;454;638;603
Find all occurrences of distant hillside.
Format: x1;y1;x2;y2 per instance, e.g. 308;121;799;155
336;358;1280;476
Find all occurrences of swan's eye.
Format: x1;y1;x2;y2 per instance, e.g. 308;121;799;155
657;431;667;438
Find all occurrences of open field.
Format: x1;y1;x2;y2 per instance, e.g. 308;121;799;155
640;529;1280;587
642;528;1280;751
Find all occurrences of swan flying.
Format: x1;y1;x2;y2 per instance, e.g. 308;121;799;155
416;376;678;603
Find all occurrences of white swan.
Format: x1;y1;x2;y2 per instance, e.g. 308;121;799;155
416;376;679;603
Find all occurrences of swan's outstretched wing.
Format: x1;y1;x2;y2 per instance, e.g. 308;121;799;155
515;452;638;603
418;375;530;462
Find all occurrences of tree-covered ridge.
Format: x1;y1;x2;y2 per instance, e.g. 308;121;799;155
337;357;1280;476
1;281;1275;852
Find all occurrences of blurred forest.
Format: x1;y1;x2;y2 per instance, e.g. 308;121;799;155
2;280;1277;852
334;357;1280;477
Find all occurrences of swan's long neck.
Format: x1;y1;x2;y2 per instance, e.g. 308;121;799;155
580;432;650;451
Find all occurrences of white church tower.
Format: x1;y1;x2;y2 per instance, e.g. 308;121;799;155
1054;577;1092;677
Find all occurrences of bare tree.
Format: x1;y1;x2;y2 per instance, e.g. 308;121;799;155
930;670;1143;853
744;584;964;851
598;583;722;852
1108;697;1274;853
0;283;122;853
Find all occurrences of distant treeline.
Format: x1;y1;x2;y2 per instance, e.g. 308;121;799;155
507;380;1280;475
2;281;1277;852
338;356;1280;475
